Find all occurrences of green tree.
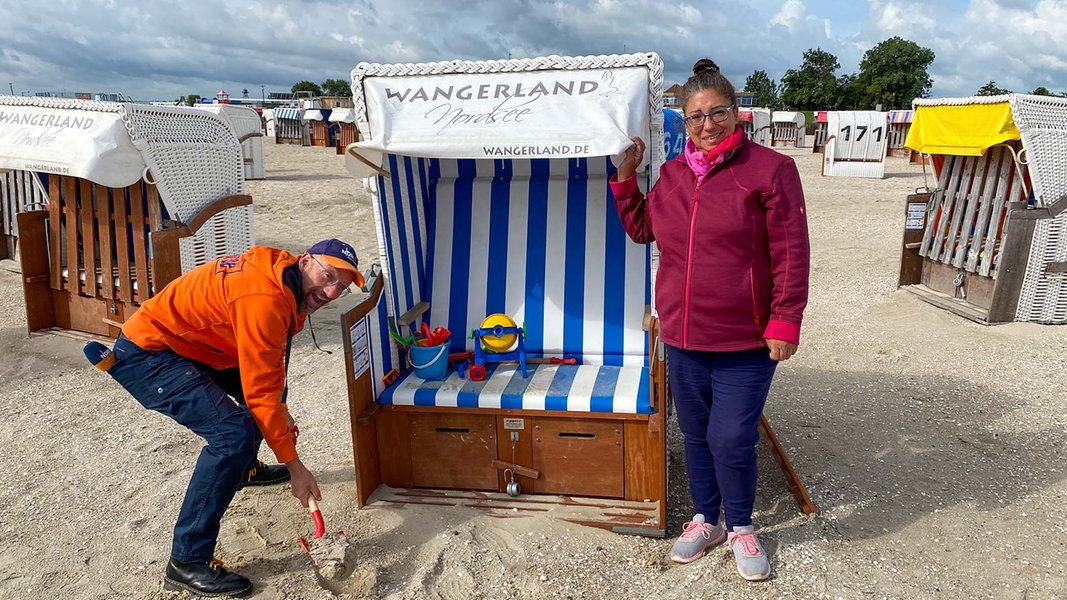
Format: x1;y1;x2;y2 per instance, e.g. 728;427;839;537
835;73;860;110
185;94;201;106
976;81;1011;96
851;36;935;109
291;80;323;96
1030;86;1052;96
744;70;779;108
321;78;351;97
779;48;842;110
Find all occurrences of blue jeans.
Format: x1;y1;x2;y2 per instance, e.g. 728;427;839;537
110;335;261;562
666;345;778;529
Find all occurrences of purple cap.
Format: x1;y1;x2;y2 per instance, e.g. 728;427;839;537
307;238;364;287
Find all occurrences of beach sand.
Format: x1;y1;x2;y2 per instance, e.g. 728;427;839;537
0;140;1064;599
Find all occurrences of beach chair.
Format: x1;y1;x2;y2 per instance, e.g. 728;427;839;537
330;108;359;155
811;111;829;153
772;111;806;147
195;104;267;180
740;108;773;147
887;110;914;158
899;94;1067;324
273;106;308;145
338;54;815;535
0;97;254;338
821;111;889;178
303;107;337;148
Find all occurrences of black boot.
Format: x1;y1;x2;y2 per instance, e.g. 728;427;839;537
164;557;252;597
238;460;291;488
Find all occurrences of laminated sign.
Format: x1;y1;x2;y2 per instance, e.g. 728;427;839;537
0;105;145;187
357;67;650;160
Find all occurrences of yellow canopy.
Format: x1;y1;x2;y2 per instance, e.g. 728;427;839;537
904;101;1020;156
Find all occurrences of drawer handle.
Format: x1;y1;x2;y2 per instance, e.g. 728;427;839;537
558;432;596;439
435;427;470;433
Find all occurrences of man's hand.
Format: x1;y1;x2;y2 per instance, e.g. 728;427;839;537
285;457;320;507
285;407;299;444
766;338;798;361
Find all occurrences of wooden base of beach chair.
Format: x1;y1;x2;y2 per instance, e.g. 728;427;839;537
362;405;668;537
341;280;669;537
15;176;252;339
365;485;664;536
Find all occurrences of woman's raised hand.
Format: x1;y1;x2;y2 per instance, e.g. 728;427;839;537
616;135;646;181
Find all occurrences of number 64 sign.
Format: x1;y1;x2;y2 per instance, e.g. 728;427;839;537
822;111;889;178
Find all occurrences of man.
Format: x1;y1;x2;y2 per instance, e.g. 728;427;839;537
104;239;363;596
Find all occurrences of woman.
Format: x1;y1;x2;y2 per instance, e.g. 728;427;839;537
611;59;809;582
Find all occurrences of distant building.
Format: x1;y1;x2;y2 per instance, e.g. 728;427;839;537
28;90;128;101
736;91;756;107
319;96;353;109
664;83;683;108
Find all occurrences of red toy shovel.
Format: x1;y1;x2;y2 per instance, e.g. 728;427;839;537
298;498;354;581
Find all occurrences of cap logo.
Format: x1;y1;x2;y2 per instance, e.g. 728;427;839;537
342;247;355;261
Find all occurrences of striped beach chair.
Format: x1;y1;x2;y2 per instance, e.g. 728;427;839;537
339;54;816;534
340;54;670;535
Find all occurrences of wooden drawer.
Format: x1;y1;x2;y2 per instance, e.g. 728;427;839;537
532;418;624;498
410;412;498;490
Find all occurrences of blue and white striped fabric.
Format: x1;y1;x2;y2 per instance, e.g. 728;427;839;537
379;363;652;414
364;286;397;398
275;107;302;120
370;154;653;413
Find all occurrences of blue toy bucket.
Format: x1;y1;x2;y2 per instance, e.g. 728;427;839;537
409;342;449;380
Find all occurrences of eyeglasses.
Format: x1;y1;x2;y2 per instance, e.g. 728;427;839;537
683;105;735;129
309;255;351;298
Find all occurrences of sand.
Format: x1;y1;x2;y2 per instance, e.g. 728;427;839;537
0;139;1064;599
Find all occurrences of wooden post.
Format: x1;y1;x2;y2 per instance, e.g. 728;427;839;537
759;415;818;515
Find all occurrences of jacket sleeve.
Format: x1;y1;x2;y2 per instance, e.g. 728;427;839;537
762;159;810;345
610;172;656;244
231;294;298;464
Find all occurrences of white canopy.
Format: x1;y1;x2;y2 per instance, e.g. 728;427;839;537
772;111;806;126
303;109;325;121
349;55;656;163
0;100;145;188
195;104;262;139
0;96;244;224
328;108;356;123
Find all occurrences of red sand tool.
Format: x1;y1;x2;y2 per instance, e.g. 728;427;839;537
298;498;355;581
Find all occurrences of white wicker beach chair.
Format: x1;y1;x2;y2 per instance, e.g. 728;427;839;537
196;104;266;180
0;96;254;336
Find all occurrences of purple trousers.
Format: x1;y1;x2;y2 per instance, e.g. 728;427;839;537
666;344;777;529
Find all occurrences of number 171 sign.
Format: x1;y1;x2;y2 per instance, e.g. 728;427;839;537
823;111;888;178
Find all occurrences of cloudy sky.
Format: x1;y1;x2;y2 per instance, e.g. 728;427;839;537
2;0;1065;103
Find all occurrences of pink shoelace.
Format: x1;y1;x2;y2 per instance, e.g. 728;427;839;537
679;520;715;541
729;531;762;556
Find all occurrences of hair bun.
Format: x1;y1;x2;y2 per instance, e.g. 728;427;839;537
693;58;720;76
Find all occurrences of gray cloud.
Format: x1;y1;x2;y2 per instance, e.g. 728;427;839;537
1;0;1064;102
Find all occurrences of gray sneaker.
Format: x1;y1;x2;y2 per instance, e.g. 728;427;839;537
669;514;726;564
727;526;771;581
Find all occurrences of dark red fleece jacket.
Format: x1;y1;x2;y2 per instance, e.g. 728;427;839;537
611;137;810;352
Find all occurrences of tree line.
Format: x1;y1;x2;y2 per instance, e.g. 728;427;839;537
743;36;1066;111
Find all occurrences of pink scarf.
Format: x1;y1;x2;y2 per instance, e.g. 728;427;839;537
683;127;744;183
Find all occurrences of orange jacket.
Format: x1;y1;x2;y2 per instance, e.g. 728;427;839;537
122;246;306;463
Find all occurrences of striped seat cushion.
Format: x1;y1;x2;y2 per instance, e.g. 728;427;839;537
378;363;652;414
